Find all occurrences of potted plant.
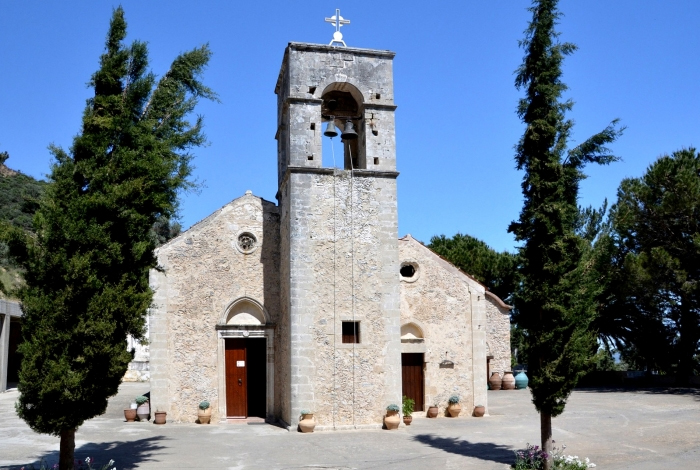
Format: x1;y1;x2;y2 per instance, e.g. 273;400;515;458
124;403;137;422
154;409;167;425
447;395;461;417
384;404;400;430
135;395;150;421
198;400;211;424
473;404;485;417
402;396;415;425
298;409;316;433
427;402;439;418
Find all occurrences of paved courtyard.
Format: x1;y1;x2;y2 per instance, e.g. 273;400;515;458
1;382;699;469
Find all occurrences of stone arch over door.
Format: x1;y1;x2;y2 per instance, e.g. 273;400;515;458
216;296;274;422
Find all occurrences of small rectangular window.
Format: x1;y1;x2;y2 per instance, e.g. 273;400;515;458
342;321;360;344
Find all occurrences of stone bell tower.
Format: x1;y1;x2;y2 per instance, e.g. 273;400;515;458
275;42;401;429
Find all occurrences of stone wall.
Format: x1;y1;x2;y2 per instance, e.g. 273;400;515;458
485;292;512;376
149;193;280;423
398;236;487;416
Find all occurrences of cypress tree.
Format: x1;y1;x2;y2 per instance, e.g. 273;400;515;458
5;8;217;468
508;1;623;466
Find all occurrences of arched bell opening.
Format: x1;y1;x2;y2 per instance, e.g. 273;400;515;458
321;83;366;170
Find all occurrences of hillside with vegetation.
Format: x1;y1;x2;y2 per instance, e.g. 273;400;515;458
0;151;48;296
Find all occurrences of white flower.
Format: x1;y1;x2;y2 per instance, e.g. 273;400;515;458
85;457;91;464
108;460;114;466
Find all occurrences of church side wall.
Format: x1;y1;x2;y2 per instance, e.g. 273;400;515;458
150;195;280;423
398;239;481;416
485;296;512;376
284;170;401;429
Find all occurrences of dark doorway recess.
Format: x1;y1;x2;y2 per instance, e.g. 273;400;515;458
225;338;266;418
402;352;424;412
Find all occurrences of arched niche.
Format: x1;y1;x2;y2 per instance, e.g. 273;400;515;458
321;82;366;170
401;322;425;341
222;298;268;326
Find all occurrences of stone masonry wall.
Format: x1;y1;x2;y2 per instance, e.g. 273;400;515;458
485;293;512;376
398;236;482;416
149;193;280;423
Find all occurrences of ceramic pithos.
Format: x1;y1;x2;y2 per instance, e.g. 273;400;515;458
299;413;316;433
198;408;211;424
447;403;461;417
403;415;413;426
502;371;515;390
136;402;150;421
124;409;137;422
427;406;439;418
473;406;485;417
515;371;529;389
384;410;400;430
488;372;502;390
154;411;167;425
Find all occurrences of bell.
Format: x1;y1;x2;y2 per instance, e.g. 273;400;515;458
324;120;338;138
341;120;358;140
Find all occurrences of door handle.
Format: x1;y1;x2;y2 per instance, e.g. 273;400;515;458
238;378;242;386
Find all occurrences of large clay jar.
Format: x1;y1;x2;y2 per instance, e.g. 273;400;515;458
198;407;211;424
427;405;439;418
299;413;316;433
447;403;461;417
488;372;502;390
515;371;529;389
124;409;137;422
502;371;516;390
154;411;167;425
384;410;400;430
473;405;485;417
136;402;150;421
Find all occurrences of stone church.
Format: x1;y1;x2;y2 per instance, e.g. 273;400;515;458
145;42;511;429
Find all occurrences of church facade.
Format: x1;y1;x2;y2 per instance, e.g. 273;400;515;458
147;42;511;429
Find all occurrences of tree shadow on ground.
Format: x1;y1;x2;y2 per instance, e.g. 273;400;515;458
16;436;168;470
412;434;513;464
576;386;700;400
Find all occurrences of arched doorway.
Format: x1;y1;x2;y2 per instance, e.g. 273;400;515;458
401;322;425;412
217;298;274;421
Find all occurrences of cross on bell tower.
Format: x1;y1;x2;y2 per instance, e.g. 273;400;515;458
325;9;350;47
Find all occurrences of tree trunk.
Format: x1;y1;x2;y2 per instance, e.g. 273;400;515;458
677;302;697;385
59;429;75;470
540;412;552;470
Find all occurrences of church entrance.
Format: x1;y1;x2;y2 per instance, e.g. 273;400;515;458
401;353;424;412
225;338;267;418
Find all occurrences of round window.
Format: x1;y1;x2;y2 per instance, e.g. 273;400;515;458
400;261;420;282
237;232;257;254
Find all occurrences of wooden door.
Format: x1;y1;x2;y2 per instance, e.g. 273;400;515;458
402;353;424;412
225;339;247;418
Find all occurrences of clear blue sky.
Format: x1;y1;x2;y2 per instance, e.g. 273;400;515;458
1;1;698;253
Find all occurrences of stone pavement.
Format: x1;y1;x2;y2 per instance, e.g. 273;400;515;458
1;382;699;469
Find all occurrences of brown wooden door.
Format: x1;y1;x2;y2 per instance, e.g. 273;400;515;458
402;353;424;412
225;339;247;418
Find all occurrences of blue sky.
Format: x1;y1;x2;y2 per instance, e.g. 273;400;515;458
1;1;698;253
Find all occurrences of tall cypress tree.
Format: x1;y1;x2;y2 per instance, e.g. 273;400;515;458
508;1;623;466
5;8;216;468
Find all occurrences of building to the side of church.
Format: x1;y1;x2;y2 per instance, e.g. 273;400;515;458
145;41;511;429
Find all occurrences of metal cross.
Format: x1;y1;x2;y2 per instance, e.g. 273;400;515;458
325;9;350;47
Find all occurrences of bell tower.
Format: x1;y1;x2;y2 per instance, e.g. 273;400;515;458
275;42;401;429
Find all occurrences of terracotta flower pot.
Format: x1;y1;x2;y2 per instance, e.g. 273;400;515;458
473;405;485;417
384;410;400;430
124;409;137;422
447;403;461;417
502;371;515;390
136;402;150;421
198;408;211;424
299;413;316;433
488;372;502;391
427;406;439;418
154;411;167;425
403;415;413;426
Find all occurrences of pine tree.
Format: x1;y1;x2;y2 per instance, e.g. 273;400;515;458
508;1;623;466
5;8;216;468
600;148;700;379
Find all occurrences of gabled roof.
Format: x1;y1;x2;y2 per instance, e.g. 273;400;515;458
398;234;512;310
